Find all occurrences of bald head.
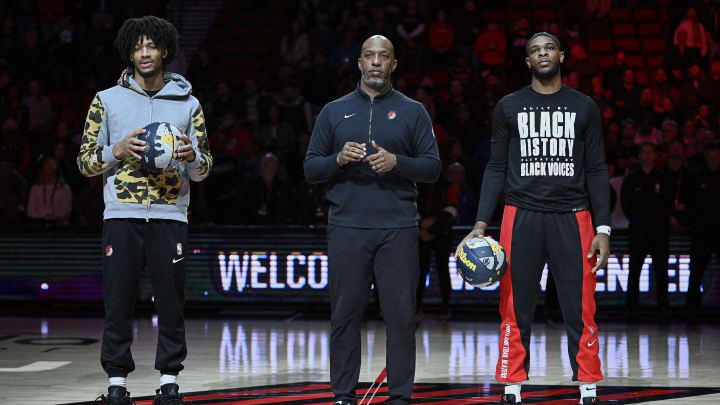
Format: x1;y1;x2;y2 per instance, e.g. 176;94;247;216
361;35;395;58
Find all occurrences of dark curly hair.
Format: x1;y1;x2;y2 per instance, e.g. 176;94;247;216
114;15;179;72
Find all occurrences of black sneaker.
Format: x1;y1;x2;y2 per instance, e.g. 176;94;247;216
582;397;600;404
153;383;184;404
331;400;355;405
95;385;135;405
499;393;521;404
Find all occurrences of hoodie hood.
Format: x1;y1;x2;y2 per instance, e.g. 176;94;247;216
116;68;193;98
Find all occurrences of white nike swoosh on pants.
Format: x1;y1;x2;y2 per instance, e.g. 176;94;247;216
173;257;185;263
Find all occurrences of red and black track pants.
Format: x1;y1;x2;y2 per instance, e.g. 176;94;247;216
495;205;603;383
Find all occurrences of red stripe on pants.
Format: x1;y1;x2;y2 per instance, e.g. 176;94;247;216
495;205;527;382
574;211;603;382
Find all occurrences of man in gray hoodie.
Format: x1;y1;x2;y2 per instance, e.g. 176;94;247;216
77;16;212;405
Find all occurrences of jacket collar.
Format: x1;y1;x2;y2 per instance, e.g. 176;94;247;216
355;82;394;101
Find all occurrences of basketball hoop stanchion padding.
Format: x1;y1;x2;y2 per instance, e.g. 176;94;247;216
359;366;388;404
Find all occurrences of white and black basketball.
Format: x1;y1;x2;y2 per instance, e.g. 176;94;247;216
456;236;508;288
138;122;183;174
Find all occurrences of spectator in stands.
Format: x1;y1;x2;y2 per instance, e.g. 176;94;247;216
508;18;531;89
446;79;467;121
604;48;627;90
240;152;294;225
300;54;335;107
444;161;478;225
448;54;473;86
612;69;639;121
329;30;361;70
661;119;680;150
698;60;720;108
27;156;72;225
679;64;703;114
73;175;104;226
275;84;312;135
19;29;46;83
396;0;426;71
214;82;238;118
673;8;707;65
621;143;672;320
585;0;611;37
427;9;454;70
0;118;31;174
453;0;482;68
570;44;598;94
686;140;720;319
0;156;28;224
280;21;310;65
474;21;506;70
609;119;640;164
416;181;454;321
205;133;241;224
446;104;479;158
254;105;295;161
239;79;270;131
663;140;690;228
22;79;52;133
215;110;252;161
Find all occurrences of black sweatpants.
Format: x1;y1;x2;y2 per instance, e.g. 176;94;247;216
626;226;669;310
101;219;188;378
328;225;419;404
496;206;602;383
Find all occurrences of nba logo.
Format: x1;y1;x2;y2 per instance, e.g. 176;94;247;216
177;243;183;255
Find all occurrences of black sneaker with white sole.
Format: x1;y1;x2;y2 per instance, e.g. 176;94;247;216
95;385;135;405
153;383;184;404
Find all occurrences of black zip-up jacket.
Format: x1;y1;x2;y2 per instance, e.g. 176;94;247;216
304;85;442;229
620;167;673;229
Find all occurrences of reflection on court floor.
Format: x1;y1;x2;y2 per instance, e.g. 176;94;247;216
1;318;718;404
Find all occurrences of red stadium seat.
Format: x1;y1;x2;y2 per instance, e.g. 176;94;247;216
533;9;557;21
638;23;663;36
509;9;531;21
612;23;637;37
609;9;632;21
615;38;640;52
483;10;505;22
642;37;667;52
588;38;613;53
597;54;615;68
636;70;650;85
646;54;665;69
634;8;658;20
626;54;645;67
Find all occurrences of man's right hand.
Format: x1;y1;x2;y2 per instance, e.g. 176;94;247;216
112;128;147;160
455;220;488;258
337;142;366;167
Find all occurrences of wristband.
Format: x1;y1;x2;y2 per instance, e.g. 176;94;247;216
596;225;611;237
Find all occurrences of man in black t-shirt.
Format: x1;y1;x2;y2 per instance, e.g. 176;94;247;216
457;32;610;405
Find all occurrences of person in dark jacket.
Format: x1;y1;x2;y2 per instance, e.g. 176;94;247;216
304;35;441;405
686;140;720;316
621;143;673;318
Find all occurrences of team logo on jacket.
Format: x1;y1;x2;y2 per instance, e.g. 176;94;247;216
105;245;113;256
387;110;396;120
177;243;183;255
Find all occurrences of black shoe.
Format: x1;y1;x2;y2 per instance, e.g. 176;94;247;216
154;383;184;404
582;396;600;404
95;386;134;405
499;393;521;404
331;401;355;405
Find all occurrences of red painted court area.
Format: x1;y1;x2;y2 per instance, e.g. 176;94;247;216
61;383;719;404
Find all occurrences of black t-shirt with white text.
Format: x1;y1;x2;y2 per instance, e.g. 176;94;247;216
476;85;611;226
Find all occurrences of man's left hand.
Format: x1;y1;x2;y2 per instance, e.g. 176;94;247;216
587;233;610;273
364;140;396;173
178;134;196;163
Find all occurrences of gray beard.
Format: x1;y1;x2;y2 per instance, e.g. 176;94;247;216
361;70;390;90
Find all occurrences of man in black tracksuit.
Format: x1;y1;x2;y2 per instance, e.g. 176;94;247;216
457;33;610;405
304;35;441;405
686;140;720;316
621;143;673;316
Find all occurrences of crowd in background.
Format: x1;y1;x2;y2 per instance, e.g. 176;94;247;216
0;0;719;233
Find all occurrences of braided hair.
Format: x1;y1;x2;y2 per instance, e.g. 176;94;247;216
114;15;179;71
